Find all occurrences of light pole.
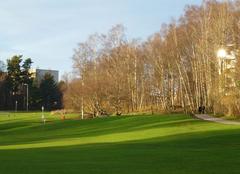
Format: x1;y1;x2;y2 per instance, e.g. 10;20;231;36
217;48;227;73
23;84;29;111
217;47;236;93
15;100;18;113
217;48;227;59
217;48;227;93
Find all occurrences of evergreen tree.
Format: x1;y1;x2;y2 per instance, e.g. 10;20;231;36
40;73;62;110
5;55;33;110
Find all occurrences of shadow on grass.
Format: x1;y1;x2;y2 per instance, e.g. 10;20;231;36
1;128;240;174
0;114;201;146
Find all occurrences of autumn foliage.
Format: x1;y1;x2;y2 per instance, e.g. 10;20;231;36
64;1;240;117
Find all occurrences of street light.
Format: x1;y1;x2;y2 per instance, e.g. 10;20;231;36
217;48;227;59
15;100;18;113
23;84;29;111
217;48;227;75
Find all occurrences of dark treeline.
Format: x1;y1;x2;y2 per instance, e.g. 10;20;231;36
0;55;63;111
64;0;240;117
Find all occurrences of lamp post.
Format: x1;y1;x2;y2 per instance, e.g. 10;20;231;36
15;101;18;113
217;47;236;95
217;48;227;75
217;48;227;59
23;84;29;111
217;48;227;94
217;48;228;75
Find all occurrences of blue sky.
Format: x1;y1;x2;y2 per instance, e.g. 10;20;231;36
0;0;202;77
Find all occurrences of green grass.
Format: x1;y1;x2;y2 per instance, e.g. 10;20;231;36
1;112;240;174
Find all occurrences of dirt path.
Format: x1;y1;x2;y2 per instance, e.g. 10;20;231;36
195;114;240;125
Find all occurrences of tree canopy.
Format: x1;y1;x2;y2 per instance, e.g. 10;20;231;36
64;0;240;117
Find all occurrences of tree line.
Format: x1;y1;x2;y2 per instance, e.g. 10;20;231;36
0;55;63;111
64;0;240;117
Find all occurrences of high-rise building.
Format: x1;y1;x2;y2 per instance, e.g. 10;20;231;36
30;69;59;84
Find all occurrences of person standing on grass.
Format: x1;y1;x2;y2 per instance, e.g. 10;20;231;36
202;106;206;114
198;106;202;114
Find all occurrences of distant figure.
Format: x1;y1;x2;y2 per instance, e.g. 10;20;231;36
116;112;122;116
198;106;202;114
202;106;206;114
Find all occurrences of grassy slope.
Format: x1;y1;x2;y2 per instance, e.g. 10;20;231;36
0;112;240;174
